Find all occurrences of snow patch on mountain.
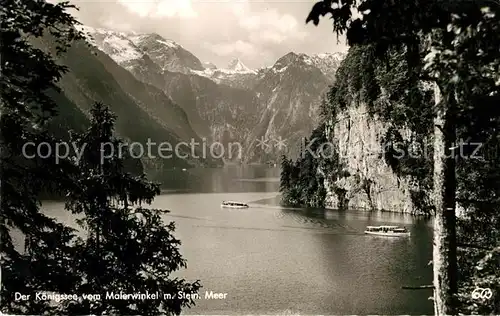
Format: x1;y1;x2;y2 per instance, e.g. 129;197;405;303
102;36;143;63
78;24;345;81
77;25;203;73
193;58;256;77
190;58;258;89
308;52;346;81
126;33;204;72
226;58;253;73
156;39;178;48
128;34;182;51
203;62;217;70
275;65;288;73
192;51;345;90
78;25;144;64
77;25;137;39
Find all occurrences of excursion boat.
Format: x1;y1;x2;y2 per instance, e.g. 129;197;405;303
364;225;410;237
221;201;249;209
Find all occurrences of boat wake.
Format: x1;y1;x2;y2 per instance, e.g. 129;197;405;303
193;224;363;235
163;214;214;222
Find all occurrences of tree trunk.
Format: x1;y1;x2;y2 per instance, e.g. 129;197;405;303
432;83;458;315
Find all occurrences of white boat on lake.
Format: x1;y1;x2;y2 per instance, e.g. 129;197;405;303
221;201;249;209
364;225;410;237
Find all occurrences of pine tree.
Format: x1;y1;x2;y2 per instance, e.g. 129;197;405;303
1;0;84;313
280;155;291;193
62;102;200;315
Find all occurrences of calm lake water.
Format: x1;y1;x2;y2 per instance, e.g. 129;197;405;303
42;166;434;315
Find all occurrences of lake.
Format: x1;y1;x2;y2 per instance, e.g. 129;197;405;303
42;165;434;315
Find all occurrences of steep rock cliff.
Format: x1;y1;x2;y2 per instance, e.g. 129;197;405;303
281;45;434;214
322;102;421;213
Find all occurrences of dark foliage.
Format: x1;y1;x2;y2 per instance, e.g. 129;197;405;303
1;1;200;314
61;102;201;315
280;122;348;208
306;0;500;313
1;0;84;313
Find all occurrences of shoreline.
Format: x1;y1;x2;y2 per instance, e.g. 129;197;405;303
254;195;432;218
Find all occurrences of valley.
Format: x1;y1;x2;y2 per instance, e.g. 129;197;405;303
74;25;345;167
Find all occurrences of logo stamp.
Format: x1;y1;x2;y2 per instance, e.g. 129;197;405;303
471;287;493;300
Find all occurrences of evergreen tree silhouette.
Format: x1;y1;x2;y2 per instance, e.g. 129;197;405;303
63;102;200;315
1;0;84;313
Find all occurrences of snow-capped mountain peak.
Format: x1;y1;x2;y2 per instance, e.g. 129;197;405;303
128;33;180;49
269;51;346;81
192;57;256;81
190;58;257;88
77;25;137;39
76;25;204;73
308;52;346;81
76;25;142;63
227;58;252;73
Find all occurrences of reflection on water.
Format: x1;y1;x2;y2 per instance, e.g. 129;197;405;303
153;166;280;193
41;166;433;315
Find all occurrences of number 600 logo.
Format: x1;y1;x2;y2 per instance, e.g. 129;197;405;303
471;287;493;300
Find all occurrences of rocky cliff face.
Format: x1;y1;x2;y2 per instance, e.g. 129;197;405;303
246;52;331;162
129;33;204;73
322;102;420;213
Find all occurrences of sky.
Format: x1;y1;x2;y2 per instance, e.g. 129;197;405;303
64;0;349;69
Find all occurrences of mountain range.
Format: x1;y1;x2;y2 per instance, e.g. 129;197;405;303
44;25;345;174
